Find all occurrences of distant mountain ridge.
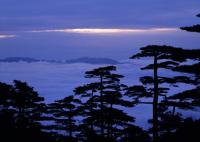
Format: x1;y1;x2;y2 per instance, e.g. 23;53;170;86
0;57;60;63
65;57;119;64
0;57;119;65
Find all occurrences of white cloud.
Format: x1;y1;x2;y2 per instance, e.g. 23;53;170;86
31;28;178;34
0;34;16;39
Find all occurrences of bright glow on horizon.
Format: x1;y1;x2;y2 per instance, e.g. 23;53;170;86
31;28;178;34
0;34;16;39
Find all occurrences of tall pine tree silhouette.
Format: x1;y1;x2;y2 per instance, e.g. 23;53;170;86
130;45;187;142
76;66;134;141
84;66;116;137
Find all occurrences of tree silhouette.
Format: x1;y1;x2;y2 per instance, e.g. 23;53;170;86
160;118;200;142
100;72;133;140
74;83;100;141
84;66;116;137
120;125;151;142
0;82;15;132
130;45;187;142
0;81;56;142
145;13;200;142
48;95;81;142
168;13;200;109
178;12;200;88
181;13;200;33
12;80;45;129
76;66;135;141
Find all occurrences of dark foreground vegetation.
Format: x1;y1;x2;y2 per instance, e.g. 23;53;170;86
0;14;200;142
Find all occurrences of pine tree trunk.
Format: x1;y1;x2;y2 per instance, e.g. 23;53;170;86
110;104;113;139
90;90;94;130
69;108;73;139
153;55;159;142
172;106;176;116
100;75;104;137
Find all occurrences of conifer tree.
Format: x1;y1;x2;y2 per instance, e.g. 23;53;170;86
84;66;116;137
130;45;187;142
0;81;55;142
155;13;200;141
169;13;200;108
74;83;99;141
181;13;200;33
0;82;15;131
12;80;45;129
77;66;134;141
48;95;81;141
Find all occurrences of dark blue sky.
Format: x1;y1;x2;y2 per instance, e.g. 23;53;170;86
0;0;200;60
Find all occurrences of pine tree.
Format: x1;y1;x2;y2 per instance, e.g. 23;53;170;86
179;12;200;86
84;66;116;137
0;81;55;142
130;45;187;142
168;13;200;108
0;82;15;131
100;73;133;140
181;13;200;33
76;66;135;141
12;80;45;129
74;83;100;141
156;13;200;142
48;95;81;141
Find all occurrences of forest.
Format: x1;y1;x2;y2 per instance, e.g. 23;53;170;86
0;13;200;142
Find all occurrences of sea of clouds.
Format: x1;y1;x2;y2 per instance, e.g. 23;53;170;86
0;60;198;128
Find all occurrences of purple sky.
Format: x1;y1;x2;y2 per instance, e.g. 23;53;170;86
0;0;200;60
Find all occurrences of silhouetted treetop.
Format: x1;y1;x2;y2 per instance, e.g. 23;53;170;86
131;45;186;62
181;24;200;33
13;80;44;110
85;66;116;78
181;12;200;33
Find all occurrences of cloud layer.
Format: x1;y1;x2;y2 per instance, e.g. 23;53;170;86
31;28;178;34
0;61;196;127
0;34;16;39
